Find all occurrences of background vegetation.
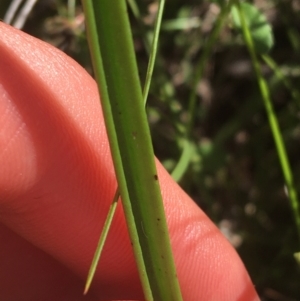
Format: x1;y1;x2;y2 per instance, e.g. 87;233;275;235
1;0;300;300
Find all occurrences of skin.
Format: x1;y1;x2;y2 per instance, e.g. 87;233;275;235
0;23;259;301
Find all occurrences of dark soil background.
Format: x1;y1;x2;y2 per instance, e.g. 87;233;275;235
1;0;300;300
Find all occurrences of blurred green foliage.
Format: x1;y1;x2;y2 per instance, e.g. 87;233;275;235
1;0;300;299
231;2;274;54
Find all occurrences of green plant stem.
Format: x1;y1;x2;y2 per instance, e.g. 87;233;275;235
143;0;165;104
171;140;194;182
81;3;151;299
81;1;183;300
83;190;119;294
84;0;166;293
234;0;300;244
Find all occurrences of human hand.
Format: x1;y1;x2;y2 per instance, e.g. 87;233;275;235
0;23;259;301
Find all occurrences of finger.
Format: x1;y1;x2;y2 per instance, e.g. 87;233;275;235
0;224;99;301
0;23;259;301
0;22;141;300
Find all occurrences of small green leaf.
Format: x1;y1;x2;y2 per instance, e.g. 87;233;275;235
231;3;274;54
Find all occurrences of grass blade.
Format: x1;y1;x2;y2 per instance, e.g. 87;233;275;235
142;0;165;104
81;1;183;300
84;0;166;293
233;0;300;246
83;190;119;295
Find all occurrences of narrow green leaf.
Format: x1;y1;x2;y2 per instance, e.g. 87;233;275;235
81;1;183;300
80;3;152;299
83;190;119;295
233;0;300;250
143;0;165;104
84;0;166;293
